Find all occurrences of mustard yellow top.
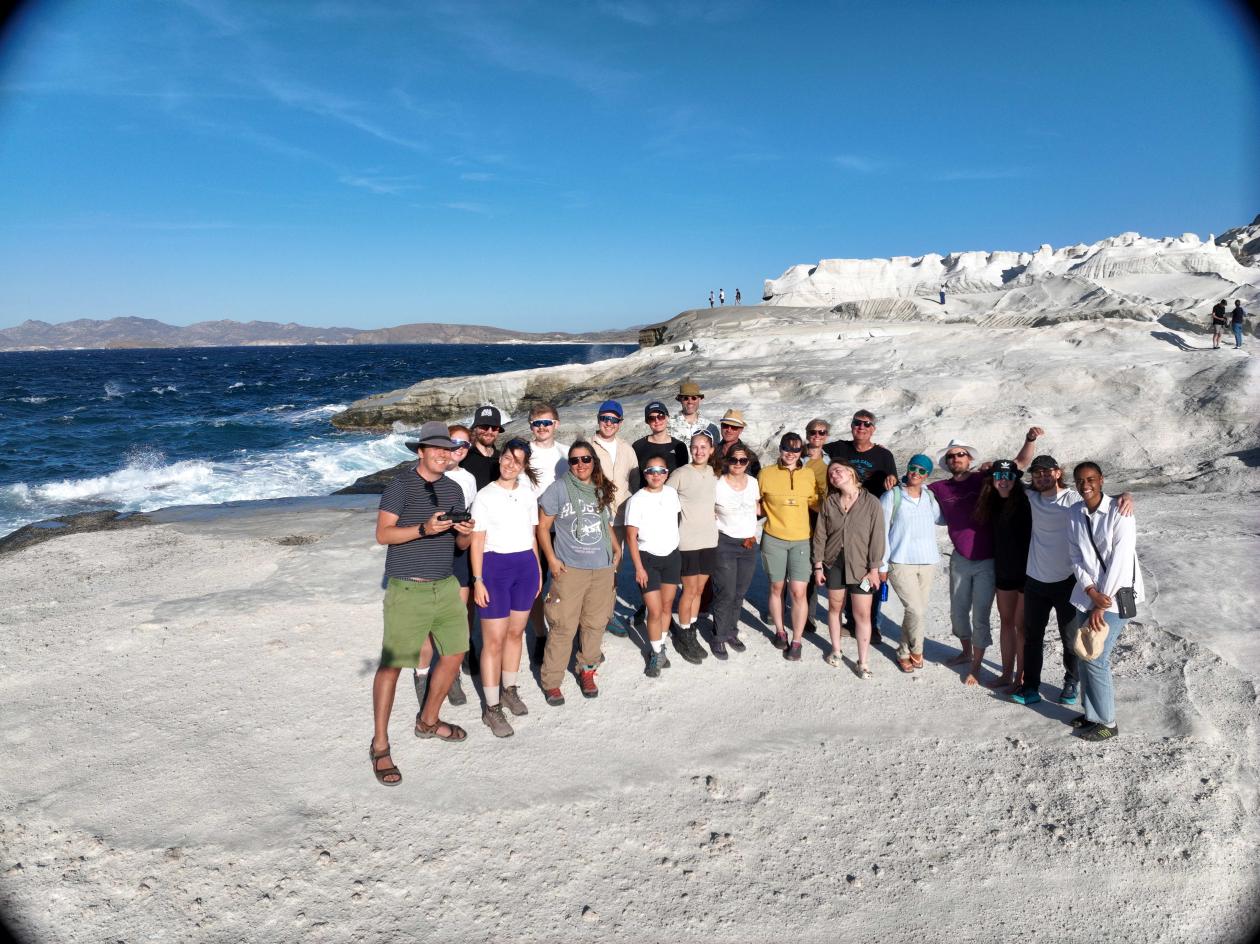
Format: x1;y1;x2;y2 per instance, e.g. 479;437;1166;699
757;462;821;541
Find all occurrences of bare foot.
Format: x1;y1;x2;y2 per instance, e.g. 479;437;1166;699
984;675;1012;689
945;652;970;667
963;672;979;686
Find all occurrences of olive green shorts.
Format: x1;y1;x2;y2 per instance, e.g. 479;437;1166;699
760;533;812;583
380;576;468;668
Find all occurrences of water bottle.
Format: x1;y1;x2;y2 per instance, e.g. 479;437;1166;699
879;580;889;603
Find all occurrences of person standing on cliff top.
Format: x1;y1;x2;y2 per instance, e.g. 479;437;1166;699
735;288;741;305
369;421;475;787
669;380;710;443
709;290;714;308
1211;300;1228;349
719;288;725;305
1231;299;1246;349
464;404;503;491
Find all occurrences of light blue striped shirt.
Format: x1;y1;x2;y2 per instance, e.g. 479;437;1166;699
879;485;944;571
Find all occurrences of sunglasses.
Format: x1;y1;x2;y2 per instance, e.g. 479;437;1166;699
503;437;532;457
679;395;701;401
907;464;929;476
529;419;555;428
644;466;668;475
807;429;828;436
475;424;503;433
992;470;1017;481
719;422;743;430
598;415;622;423
780;446;802;453
449;439;471;450
851;420;874;428
568;455;594;465
945;452;970;461
726;457;749;466
647;413;667;421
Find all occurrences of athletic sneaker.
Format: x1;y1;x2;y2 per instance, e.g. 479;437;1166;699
645;650;667;678
1078;723;1119;742
1068;714;1092;729
413;670;429;710
606;615;629;638
447;673;467;706
482;703;514;738
1010;688;1042;706
710;639;728;660
772;630;789;651
500;685;529;717
1059;679;1079;705
578;667;599;698
728;635;747;653
783;641;802;662
544;688;565;707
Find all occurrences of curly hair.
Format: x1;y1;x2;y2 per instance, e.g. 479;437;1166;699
568;440;617;511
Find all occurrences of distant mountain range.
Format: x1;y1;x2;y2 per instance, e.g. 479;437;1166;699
0;317;640;351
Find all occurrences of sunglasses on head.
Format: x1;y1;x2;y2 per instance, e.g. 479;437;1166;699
598;414;622;423
643;466;668;475
851;419;874;428
907;464;929;476
568;454;594;465
529;419;555;428
449;439;471;450
503;437;532;456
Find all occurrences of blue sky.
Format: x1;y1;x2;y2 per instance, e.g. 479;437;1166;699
0;0;1256;332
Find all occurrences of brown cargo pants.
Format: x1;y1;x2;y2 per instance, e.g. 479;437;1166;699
540;564;616;691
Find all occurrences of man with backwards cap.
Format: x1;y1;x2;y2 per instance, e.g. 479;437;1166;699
1010;427;1132;707
669;380;710;444
928;435;1037;681
591;399;637;635
369;421;476;787
464;404;505;491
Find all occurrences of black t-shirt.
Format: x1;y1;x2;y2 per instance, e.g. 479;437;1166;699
991;492;1032;584
1212;303;1228;324
822;440;897;496
462;447;501;492
630;436;688;492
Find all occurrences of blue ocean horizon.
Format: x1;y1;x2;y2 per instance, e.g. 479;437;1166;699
0;342;635;536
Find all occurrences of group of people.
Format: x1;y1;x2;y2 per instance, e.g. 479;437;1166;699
368;383;1144;786
1209;299;1247;349
708;288;741;308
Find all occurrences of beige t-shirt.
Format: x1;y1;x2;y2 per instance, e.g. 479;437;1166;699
667;463;719;551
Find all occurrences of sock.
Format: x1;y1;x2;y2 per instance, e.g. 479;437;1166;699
681;620;693;629
651;639;665;653
414;666;429;676
502;671;518;688
485;685;500;707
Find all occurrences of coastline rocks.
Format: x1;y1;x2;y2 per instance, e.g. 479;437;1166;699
0;509;151;555
332;461;413;495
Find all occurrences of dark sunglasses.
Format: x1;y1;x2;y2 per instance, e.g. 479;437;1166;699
643;466;668;475
647;413;668;421
851;419;874;428
807;429;828;436
503;438;532;457
449;439;471;450
726;457;749;466
906;464;929;476
992;470;1017;481
719;422;743;430
945;452;970;461
678;395;701;401
475;424;502;433
598;414;622;423
568;454;594;465
529;419;555;428
780;445;802;453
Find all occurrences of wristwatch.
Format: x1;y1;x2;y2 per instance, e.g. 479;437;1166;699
470;575;481;583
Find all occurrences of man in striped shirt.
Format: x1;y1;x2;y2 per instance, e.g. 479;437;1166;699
369;421;476;787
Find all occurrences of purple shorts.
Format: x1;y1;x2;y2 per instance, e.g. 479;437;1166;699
478;549;541;619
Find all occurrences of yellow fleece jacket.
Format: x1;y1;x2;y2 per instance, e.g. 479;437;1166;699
757;462;821;541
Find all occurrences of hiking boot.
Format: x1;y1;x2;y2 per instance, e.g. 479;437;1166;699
1059;678;1079;705
578;666;599;698
671;627;703;665
544;688;565;707
500;685;528;717
482;703;514;738
606;615;629;637
645;649;667;678
728;635;746;653
1078;723;1119;742
687;624;710;659
710;639;729;660
772;630;789;651
784;641;802;662
1010;687;1042;706
413;670;429;710
446;672;467;706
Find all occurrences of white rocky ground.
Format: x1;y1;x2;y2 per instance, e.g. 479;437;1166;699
2;309;1259;942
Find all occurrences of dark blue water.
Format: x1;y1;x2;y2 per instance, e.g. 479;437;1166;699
0;343;635;535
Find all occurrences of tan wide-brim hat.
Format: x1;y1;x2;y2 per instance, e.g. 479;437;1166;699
677;379;703;399
719;409;746;427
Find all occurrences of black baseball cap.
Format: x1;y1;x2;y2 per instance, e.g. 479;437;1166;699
1029;454;1059;471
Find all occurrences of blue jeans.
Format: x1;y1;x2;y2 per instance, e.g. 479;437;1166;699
1233;323;1244;348
1071;609;1128;725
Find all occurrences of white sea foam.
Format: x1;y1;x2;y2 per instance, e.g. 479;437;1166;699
103;382;127;399
18;396;53;404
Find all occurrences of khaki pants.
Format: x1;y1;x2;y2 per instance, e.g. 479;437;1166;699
541;565;616;690
888;563;936;659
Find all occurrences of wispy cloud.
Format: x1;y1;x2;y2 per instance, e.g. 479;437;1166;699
931;167;1031;182
598;1;659;26
459;171;496;181
442;201;491;215
340;174;424;195
832;153;883;174
598;0;755;26
254;75;431;154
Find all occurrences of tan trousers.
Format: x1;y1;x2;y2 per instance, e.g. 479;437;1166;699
541;564;616;690
888;563;936;658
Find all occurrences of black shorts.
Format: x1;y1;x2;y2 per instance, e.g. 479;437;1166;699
452;546;471;588
995;574;1026;592
680;546;716;577
825;550;874;595
640;549;681;591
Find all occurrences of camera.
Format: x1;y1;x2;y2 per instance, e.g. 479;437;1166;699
440;510;472;524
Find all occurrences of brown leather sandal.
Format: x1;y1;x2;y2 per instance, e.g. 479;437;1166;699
415;713;468;742
909;653;924;669
897;657;915;673
369;741;401;786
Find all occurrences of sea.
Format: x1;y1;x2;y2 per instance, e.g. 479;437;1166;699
0;343;635;537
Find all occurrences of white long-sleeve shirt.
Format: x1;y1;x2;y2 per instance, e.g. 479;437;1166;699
1068;494;1145;613
879;485;943;571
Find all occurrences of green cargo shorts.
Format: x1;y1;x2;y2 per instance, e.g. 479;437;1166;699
760;533;811;583
380;576;469;668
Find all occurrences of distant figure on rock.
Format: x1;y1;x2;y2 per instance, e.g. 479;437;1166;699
1232;300;1246;349
709;291;714;308
1211;299;1228;349
735;288;741;305
719;288;725;305
940;288;947;305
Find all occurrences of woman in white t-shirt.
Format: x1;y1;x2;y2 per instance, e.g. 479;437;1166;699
470;438;541;738
710;441;762;657
624;452;682;679
667;428;720;664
